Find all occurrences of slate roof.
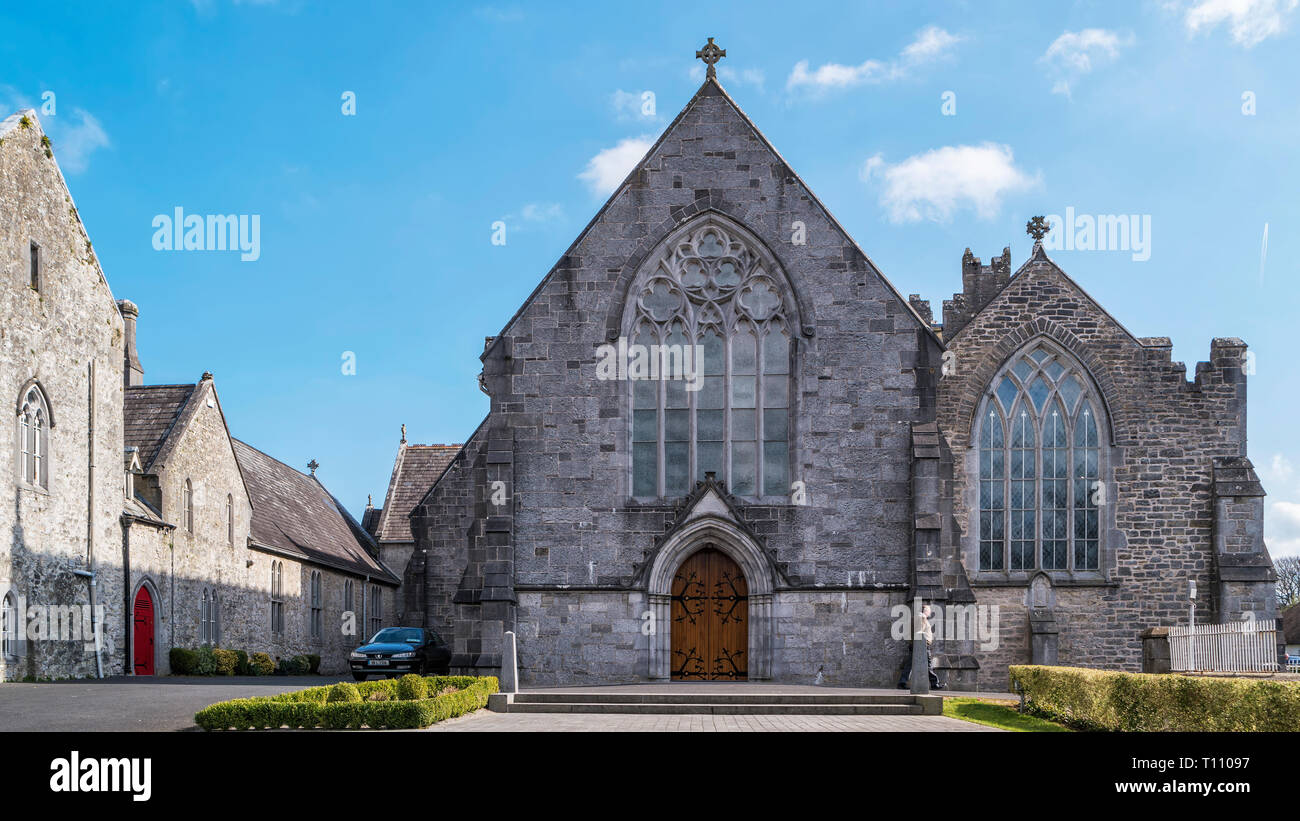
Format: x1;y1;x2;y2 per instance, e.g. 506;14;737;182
374;444;461;543
232;439;398;583
123;384;195;470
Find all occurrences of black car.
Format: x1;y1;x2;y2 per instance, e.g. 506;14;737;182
349;627;451;680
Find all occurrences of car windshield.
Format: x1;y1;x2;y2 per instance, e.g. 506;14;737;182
368;628;422;645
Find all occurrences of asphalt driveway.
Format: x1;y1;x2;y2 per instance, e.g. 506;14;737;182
0;676;346;732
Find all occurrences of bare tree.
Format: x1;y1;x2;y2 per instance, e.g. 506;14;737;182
1276;555;1300;609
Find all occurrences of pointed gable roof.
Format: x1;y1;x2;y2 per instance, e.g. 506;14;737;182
374;442;462;543
123;384;197;470
484;75;941;362
948;241;1144;348
232;439;398;583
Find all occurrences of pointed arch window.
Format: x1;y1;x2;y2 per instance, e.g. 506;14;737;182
16;384;50;489
226;494;235;547
625;220;794;500
182;479;194;534
976;341;1107;574
309;571;323;640
2;591;19;659
270;562;284;636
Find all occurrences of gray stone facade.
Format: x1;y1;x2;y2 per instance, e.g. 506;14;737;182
400;76;1278;690
2;109;397;681
1;110;126;681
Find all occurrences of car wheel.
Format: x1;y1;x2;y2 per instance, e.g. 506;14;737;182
352;673;367;682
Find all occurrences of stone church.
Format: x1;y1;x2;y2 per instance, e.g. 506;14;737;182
382;44;1279;690
1;109;397;681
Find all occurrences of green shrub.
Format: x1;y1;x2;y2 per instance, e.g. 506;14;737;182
277;655;310;676
326;682;362;703
395;674;428;701
1009;665;1300;732
235;650;250;676
212;649;239;676
307;654;321;674
194;646;218;676
195;676;500;730
249;652;275;676
169;648;198;676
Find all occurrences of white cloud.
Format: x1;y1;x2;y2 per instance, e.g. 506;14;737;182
1040;29;1133;96
1183;0;1298;47
1267;500;1300;558
0;87;110;173
521;202;564;222
1265;452;1295;483
611;89;659;121
577;136;653;197
52;108;111;174
786;26;962;94
861;143;1039;223
901;25;965;63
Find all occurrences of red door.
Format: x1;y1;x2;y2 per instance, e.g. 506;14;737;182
133;587;155;675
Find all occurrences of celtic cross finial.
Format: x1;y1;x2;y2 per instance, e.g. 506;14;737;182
696;37;726;79
1026;216;1051;242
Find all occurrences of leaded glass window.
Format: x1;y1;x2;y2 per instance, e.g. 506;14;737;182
977;341;1107;573
625;220;792;500
17;385;49;489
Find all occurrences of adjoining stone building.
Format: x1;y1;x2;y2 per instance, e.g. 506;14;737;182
366;430;460;625
2;108;397;680
382;48;1278;689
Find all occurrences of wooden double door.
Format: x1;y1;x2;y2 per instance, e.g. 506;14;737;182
671;547;748;680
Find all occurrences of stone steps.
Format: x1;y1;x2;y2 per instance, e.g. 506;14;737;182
488;690;942;716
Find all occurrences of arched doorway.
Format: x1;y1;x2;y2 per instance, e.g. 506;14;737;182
671;547;748;680
133;586;155;676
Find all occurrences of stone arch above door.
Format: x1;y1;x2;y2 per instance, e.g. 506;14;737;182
644;516;774;681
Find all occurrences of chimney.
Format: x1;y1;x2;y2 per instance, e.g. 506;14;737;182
117;299;144;388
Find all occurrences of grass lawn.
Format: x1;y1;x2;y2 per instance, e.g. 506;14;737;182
942;697;1073;732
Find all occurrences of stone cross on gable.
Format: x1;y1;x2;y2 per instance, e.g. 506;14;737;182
1026;216;1051;242
696;37;726;79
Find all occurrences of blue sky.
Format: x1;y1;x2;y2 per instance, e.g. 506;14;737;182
3;0;1297;555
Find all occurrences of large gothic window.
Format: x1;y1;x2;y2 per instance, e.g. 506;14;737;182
977;341;1106;574
627;220;792;500
16;384;50;489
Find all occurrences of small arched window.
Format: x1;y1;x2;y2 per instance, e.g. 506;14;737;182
368;584;382;636
309;571;323;640
226;494;234;547
182;479;194;534
976;340;1107;574
1;591;19;659
16;384;50;489
270;562;284;636
200;588;212;645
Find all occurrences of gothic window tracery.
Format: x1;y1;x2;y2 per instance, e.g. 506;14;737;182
977;340;1106;574
627;220;792;500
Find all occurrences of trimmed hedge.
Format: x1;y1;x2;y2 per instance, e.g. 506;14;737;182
195;676;499;731
169;647;279;676
1010;665;1300;732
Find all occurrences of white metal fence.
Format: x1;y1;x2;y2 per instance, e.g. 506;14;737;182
1168;622;1279;673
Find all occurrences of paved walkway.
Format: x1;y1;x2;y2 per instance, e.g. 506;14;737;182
0;675;346;731
427;682;1014;732
428;711;1000;732
517;682;1018;699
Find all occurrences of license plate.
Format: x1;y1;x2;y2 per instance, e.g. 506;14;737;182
369;659;389;666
